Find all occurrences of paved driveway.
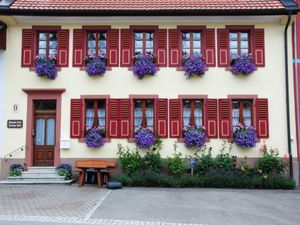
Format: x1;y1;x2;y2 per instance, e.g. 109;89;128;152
0;184;299;225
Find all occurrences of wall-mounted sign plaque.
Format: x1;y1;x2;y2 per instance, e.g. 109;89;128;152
7;120;23;128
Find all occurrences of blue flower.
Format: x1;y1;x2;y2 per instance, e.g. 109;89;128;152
134;127;155;149
85;55;107;76
132;53;157;79
183;125;206;148
233;124;257;148
85;128;105;148
35;55;57;79
182;54;207;78
230;55;256;76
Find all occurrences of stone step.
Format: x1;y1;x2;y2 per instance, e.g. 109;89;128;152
26;167;57;173
19;172;64;178
0;180;74;185
7;176;65;181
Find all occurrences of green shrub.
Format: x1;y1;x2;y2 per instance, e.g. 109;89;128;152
9;164;24;177
167;142;185;177
117;144;142;176
143;151;162;174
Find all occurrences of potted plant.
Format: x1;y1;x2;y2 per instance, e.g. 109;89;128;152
84;127;105;148
230;54;256;76
9;163;24;176
134;127;155;149
182;54;207;78
84;54;107;76
233;124;257;148
132;53;157;79
183;125;206;148
34;55;57;79
56;163;72;180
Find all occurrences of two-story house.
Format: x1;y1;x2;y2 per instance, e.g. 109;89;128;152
0;0;299;183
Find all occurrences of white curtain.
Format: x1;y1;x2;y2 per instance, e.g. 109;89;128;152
46;118;55;145
36;118;45;145
194;108;202;126
232;109;240;126
243;108;251;126
146;108;154;127
86;108;94;130
97;109;105;126
183;107;191;126
134;108;142;129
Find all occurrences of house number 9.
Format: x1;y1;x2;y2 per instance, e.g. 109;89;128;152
13;104;18;112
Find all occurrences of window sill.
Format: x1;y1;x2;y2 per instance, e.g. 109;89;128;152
177;137;211;143
78;138;111;143
29;67;62;71
128;66;160;71
80;66;112;71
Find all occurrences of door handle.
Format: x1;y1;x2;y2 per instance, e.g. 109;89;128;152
31;128;35;137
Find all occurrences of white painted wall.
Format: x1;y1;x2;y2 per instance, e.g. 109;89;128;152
0;48;5;158
1;18;297;160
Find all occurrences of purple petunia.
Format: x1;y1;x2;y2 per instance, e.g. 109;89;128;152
230;54;256;76
233;124;257;148
85;128;105;148
182;54;207;78
35;55;57;79
183;125;206;148
85;54;107;76
134;127;155;149
132;53;157;79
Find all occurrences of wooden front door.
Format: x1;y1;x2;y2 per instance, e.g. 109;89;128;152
33;101;56;166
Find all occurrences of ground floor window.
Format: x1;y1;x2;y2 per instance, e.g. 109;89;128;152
85;99;106;134
134;99;154;132
232;99;252;129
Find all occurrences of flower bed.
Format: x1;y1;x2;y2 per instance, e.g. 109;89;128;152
84;54;107;76
134;127;155;149
35;55;57;79
56;163;72;179
9;164;24;177
230;55;256;76
183;125;206;148
132;53;157;79
84;127;105;148
182;54;207;78
233;124;257;148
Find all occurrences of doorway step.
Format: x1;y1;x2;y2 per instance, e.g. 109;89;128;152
0;167;73;184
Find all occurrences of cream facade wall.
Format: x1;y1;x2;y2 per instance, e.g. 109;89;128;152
1;16;298;163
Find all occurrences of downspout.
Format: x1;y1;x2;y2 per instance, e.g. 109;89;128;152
284;12;293;178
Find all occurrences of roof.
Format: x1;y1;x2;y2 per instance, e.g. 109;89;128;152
0;0;298;16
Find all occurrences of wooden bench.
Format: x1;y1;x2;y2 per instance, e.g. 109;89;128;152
75;160;116;188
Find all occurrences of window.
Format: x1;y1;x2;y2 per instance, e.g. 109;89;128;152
232;100;252;129
134;32;154;55
134;99;154;132
85;100;106;133
182;32;201;56
183;100;203;128
87;32;107;56
229;32;249;58
37;32;57;57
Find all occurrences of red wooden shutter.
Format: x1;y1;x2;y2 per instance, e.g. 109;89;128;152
205;99;218;138
0;28;6;50
169;29;181;67
57;29;69;67
169;99;181;138
217;29;229;67
120;29;133;67
73;29;85;67
21;29;34;67
256;98;269;138
155;29;167;67
253;29;265;67
219;99;231;138
107;29;119;67
203;29;216;67
70;99;83;138
119;99;131;138
108;99;119;138
155;99;168;138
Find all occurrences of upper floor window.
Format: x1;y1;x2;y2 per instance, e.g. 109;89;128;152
37;32;57;57
183;99;203;127
182;32;201;56
232;99;252;129
87;32;107;56
134;99;154;132
134;32;154;55
85;100;106;133
229;32;249;58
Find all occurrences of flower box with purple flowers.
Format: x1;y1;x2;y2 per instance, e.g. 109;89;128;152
183;125;206;148
181;54;207;78
84;127;105;148
233;124;257;148
84;54;107;76
132;53;157;79
230;54;256;76
134;127;155;149
35;55;57;80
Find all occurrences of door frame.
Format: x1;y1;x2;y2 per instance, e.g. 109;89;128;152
23;89;65;167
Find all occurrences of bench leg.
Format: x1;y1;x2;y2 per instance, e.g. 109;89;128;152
97;171;102;188
79;170;86;187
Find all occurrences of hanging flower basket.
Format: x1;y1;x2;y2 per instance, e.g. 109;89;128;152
230;54;256;76
35;55;57;80
84;127;105;148
84;54;107;76
181;54;207;78
134;127;155;149
183;125;206;148
233;124;257;148
132;53;157;79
